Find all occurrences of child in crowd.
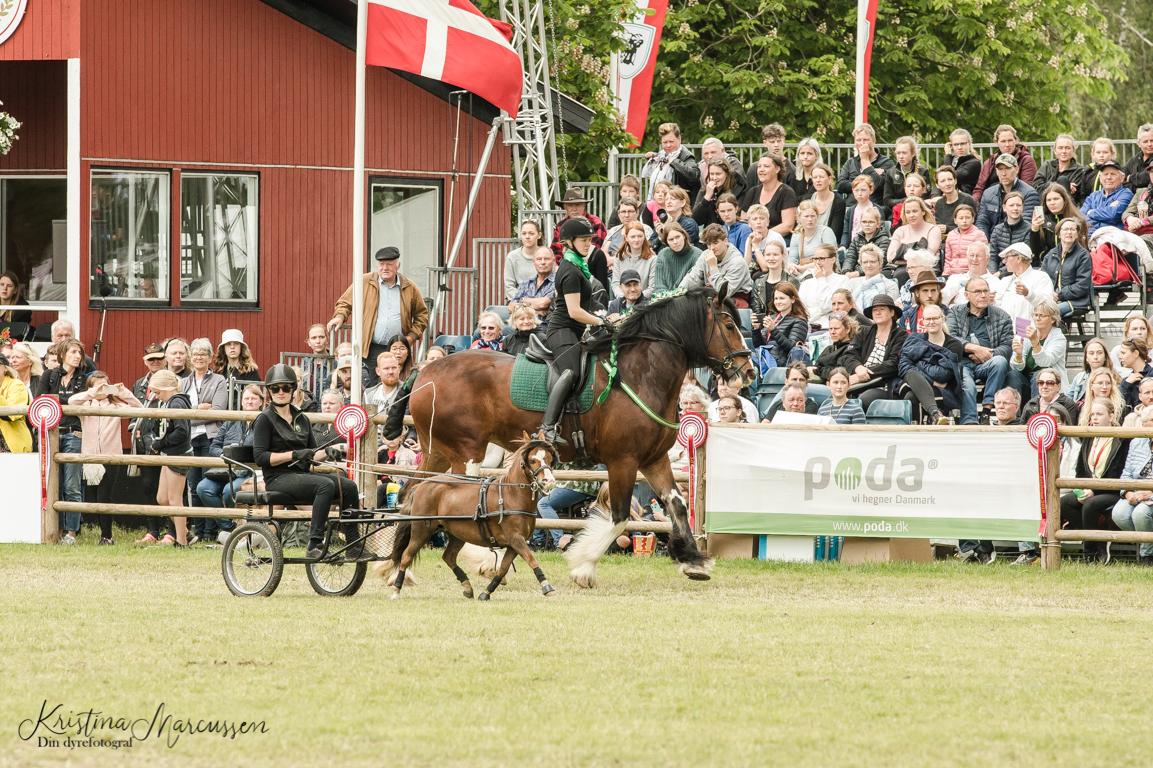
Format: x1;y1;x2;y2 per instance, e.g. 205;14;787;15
942;204;988;275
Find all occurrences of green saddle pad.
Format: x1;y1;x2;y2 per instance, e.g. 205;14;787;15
510;354;596;414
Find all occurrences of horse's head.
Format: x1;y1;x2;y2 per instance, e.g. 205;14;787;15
518;434;559;497
704;282;755;387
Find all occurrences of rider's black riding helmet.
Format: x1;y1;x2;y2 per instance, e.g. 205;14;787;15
559;216;595;244
264;364;298;389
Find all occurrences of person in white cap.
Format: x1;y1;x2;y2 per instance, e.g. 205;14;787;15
995;242;1055;321
213;328;260;410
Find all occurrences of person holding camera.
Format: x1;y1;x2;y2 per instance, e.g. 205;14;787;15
252;364;361;560
639;122;700;202
69;371;142;545
539;218;608;445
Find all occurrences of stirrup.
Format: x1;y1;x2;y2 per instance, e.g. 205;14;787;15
536;425;568;446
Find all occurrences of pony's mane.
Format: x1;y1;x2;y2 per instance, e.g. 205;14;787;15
587;286;739;367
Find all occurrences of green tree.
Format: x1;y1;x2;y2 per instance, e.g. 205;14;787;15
646;0;1127;146
476;0;634;182
1067;0;1153;140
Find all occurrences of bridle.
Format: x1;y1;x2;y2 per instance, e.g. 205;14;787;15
703;302;752;378
520;442;559;498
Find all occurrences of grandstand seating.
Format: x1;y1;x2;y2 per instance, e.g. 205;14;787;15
865;399;913;425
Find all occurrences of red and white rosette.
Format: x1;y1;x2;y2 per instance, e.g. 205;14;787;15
28;395;63;514
333;404;368;479
1026;412;1059;535
677;412;708;530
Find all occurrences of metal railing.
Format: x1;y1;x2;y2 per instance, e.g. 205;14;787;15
610;140;1142;192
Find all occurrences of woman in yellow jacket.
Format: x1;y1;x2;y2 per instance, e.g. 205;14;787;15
0;353;32;453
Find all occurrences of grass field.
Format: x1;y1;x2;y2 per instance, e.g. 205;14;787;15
4;533;1153;767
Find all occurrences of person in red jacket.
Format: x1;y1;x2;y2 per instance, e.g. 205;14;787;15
972;125;1038;202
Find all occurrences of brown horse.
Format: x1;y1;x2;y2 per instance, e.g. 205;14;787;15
379;438;560;600
407;284;755;587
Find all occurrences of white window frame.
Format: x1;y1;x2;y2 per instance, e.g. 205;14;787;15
89;169;171;305
179;172;260;306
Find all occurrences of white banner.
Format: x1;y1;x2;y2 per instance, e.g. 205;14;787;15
705;425;1040;540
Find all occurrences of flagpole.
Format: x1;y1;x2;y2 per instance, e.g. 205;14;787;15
350;0;368;404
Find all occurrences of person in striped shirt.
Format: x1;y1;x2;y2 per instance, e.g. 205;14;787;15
817;367;866;424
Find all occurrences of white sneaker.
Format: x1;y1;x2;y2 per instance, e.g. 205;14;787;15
217;531;232;545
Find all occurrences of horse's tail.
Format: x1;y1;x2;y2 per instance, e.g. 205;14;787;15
372;519;410;583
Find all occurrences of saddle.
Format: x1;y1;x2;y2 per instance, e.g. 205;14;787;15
523;334;593;396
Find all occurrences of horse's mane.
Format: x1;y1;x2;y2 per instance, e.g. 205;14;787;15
587;286;739;368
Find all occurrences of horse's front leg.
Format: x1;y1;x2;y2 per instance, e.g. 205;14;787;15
477;545;519;601
641;456;713;581
565;462;636;589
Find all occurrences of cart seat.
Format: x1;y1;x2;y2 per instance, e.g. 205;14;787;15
234;490;297;507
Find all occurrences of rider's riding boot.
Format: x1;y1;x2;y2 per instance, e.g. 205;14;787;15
381;378;413;441
538;370;573;445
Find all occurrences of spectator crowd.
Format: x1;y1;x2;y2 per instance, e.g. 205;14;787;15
5;120;1153;563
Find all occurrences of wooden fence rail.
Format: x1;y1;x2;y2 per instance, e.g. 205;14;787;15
23;405;1153;567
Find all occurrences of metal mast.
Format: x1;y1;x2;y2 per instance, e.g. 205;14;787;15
500;0;561;229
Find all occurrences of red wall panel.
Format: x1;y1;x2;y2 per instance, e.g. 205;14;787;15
77;0;511;385
0;60;66;171
0;0;79;61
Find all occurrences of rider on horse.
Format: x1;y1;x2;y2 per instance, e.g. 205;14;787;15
540;216;609;444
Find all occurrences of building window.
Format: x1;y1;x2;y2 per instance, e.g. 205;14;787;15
180;174;259;304
90;170;170;302
0;176;68;308
370;178;442;291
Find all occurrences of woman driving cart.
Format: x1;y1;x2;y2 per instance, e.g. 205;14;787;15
251;364;362;560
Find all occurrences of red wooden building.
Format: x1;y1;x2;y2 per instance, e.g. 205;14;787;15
0;0;526;383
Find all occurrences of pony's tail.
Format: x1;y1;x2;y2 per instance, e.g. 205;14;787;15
373;520;412;583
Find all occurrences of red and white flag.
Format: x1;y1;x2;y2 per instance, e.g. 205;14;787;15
854;0;879;125
366;0;524;117
611;0;668;147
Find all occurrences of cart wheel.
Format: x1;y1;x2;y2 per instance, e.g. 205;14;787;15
306;558;367;597
221;523;284;597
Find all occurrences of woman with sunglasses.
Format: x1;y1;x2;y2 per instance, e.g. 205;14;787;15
1020;367;1081;422
252;364;361;560
469;311;506;351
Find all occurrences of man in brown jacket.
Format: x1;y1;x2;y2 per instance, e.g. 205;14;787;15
327;246;428;388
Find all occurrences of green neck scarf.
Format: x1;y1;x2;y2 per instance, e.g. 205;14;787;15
563;248;591;280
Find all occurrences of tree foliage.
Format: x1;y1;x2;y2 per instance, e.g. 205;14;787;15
476;0;634;182
646;0;1128;146
1067;0;1153;139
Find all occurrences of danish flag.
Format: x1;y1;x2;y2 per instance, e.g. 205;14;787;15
366;0;524;117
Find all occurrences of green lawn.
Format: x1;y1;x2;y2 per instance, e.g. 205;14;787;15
3;533;1152;767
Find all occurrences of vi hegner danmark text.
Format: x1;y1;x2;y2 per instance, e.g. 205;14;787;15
18;700;269;749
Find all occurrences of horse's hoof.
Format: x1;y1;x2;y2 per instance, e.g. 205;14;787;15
461;582;474;599
680;559;714;581
477;592;491;601
569;562;597;589
541;582;556;597
389;588;402;600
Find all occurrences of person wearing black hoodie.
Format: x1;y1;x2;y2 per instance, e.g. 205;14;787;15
834;123;894;207
942;129;982;194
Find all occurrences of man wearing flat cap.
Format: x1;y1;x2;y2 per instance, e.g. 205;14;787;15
975;152;1039;239
328;246;428;388
1080;158;1133;236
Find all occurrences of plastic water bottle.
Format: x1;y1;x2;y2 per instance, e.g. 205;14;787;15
385;482;400;508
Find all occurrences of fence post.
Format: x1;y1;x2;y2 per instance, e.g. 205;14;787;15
42;428;60;544
1040;440;1061;570
693;441;707;538
358;405;379;509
